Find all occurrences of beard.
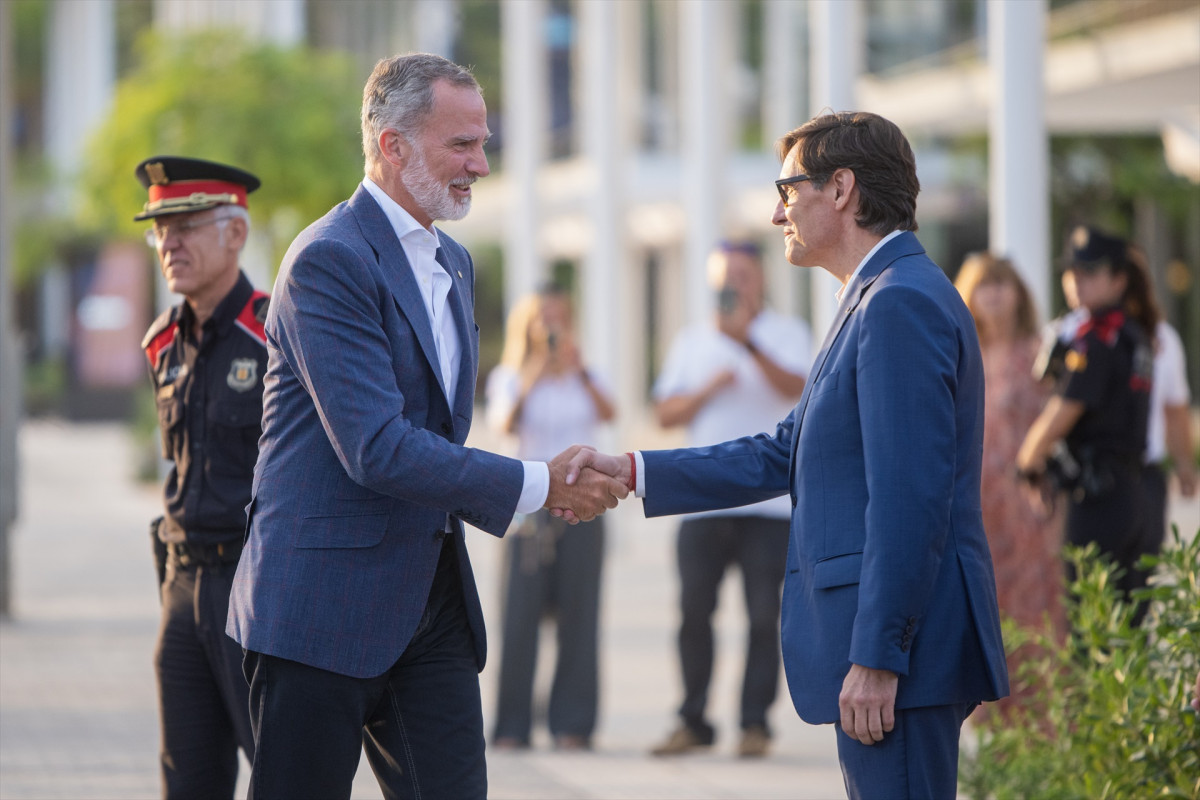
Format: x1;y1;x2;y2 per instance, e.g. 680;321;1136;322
401;144;472;222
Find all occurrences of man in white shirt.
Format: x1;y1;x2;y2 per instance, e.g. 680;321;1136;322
648;241;812;759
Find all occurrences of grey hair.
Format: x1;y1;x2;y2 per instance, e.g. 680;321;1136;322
361;53;481;177
215;205;250;251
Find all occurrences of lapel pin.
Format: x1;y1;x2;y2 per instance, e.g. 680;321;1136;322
457;269;463;279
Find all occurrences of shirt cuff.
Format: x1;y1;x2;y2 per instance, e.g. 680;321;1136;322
633;450;646;498
517;460;550;514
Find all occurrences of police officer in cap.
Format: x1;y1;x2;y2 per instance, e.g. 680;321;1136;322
137;156;266;797
1017;225;1157;621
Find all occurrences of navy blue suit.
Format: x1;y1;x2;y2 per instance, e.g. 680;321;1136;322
640;233;1008;797
228;184;524;797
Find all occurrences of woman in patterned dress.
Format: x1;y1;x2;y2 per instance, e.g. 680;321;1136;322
956;253;1065;718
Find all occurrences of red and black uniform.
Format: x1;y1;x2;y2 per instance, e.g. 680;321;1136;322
1056;305;1154;608
145;271;269;547
142;270;267;797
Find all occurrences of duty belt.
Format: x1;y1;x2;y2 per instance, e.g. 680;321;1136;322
168;539;244;567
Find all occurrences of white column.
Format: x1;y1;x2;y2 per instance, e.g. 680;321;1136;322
415;0;458;57
0;0;19;615
500;0;548;310
764;0;804;152
763;0;805;320
45;0;115;206
988;0;1049;318
807;0;861;341
579;0;628;443
155;0;305;43
680;0;731;326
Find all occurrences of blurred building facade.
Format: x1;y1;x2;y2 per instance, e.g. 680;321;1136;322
9;0;1200;440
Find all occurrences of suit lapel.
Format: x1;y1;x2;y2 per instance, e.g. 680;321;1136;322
786;232;925;480
349;186;445;401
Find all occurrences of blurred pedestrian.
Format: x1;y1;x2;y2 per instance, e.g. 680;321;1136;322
1017;226;1157;621
486;283;615;751
1038;252;1196;546
1141;306;1197;540
647;240;812;759
955;253;1065;717
136;156;265;798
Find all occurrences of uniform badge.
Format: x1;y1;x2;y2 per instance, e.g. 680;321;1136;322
1065;349;1087;372
227;358;258;391
145;162;169;186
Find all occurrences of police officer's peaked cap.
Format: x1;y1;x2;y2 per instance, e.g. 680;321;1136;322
1065;225;1129;274
134;156;261;221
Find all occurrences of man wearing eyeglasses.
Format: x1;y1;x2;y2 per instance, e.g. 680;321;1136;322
136;155;265;798
563;112;1009;799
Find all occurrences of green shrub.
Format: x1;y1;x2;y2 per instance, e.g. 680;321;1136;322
960;528;1200;800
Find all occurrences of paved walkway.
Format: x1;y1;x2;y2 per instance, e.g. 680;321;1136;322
1;420;845;799
4;420;1197;799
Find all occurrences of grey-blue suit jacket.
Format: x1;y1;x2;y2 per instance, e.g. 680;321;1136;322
641;232;1009;724
227;184;524;679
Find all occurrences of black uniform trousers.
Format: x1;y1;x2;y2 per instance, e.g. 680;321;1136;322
675;514;789;739
156;546;254;799
1065;461;1157;625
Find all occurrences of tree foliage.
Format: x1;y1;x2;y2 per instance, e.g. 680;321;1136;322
79;28;364;268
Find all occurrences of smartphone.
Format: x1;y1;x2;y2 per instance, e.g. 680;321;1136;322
717;288;739;315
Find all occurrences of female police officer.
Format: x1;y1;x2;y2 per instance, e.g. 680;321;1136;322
1017;226;1158;621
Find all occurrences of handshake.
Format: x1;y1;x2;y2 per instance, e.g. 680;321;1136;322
543;445;631;523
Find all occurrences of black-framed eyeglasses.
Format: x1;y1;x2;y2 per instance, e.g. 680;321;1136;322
775;174;812;208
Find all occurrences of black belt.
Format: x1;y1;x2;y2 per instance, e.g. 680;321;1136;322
168;539;244;567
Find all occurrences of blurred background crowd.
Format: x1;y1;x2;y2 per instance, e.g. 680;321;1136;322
0;0;1197;767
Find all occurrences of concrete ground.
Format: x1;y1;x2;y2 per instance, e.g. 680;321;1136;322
2;420;1196;799
0;420;845;799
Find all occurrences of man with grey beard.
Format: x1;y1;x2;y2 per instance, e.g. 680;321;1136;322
227;53;626;799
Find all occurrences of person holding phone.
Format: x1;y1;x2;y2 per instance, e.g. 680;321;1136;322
647;241;812;759
485;283;616;751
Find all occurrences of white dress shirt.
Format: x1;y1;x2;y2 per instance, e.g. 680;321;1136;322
1146;320;1191;464
362;178;548;514
651;310;813;518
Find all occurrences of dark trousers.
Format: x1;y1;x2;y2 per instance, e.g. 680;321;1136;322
835;702;975;800
1138;462;1168;552
243;541;486;800
493;511;605;744
1066;464;1156;623
675;515;789;736
156;554;254;799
